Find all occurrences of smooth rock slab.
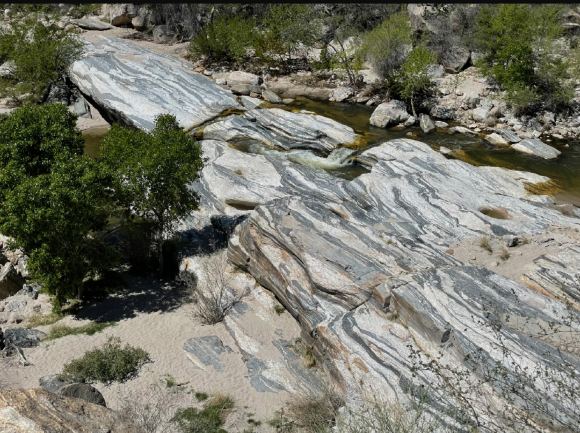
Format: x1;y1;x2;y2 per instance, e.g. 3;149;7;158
183;335;232;371
202;108;358;153
512;138;561;159
71;18;112;30
69;36;241;131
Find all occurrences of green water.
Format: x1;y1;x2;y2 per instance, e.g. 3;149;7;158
82;125;110;158
288;97;580;206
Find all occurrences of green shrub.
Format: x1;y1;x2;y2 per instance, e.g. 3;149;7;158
46;321;115;340
190;15;255;63
256;4;322;64
391;45;436;116
0;19;83;102
60;337;150;384
173;395;234;433
358;12;412;77
474;4;573;113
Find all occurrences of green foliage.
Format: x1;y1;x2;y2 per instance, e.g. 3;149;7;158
173;395;234;433
190;15;255;63
60;337;150;384
0;104;115;311
256;4;322;64
358;12;412;77
67;3;101;19
474;4;573;113
46;321;115;340
195;392;209;401
0;19;83;102
391;46;436;116
100;114;203;272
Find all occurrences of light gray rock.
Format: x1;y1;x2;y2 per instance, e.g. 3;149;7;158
329;86;353;102
472;103;495;124
442;45;471;73
434;120;448;128
152;25;174;44
214;138;580;430
369;100;410;128
495;128;520;143
262;89;282;104
0;60;16;78
439;146;452;155
419;113;435;133
430;104;455;120
449;125;477;135
68;36;241;131
485;132;509;146
511;138;561;159
427;64;445;79
69;97;91;118
202;108;358;153
131;15;146;30
183;336;232;371
240;95;263;109
403;116;416;127
71;18;112;31
3;328;45;348
40;374;69;393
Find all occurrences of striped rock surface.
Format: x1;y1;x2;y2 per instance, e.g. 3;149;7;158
193;137;580;431
68;36;241;131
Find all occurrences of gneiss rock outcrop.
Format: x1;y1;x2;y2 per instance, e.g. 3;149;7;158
0;388;137;433
68;36;241;131
195;137;579;430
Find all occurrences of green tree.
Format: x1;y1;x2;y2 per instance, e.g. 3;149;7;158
100;114;203;273
0;104;115;311
189;15;256;64
256;4;322;65
392;45;436;117
358;12;412;78
0;18;83;102
474;4;573;113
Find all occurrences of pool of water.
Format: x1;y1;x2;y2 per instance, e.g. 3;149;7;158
82;125;110;158
288;97;580;205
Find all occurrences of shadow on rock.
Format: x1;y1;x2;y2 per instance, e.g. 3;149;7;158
179;214;248;256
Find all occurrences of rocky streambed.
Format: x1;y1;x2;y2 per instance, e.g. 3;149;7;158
2;34;579;432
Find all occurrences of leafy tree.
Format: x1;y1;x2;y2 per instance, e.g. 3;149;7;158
474;4;573;113
100;114;203;273
0;104;114;311
0;18;83;102
189;15;256;63
358;12;412;78
256;4;322;65
392;45;436;117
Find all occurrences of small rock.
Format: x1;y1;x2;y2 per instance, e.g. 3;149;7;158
59;383;107;407
282;98;294;104
448;126;477;135
240;95;263;110
427;64;445;79
131;15;146;31
369;100;410;128
329;86;353;103
419;113;436;133
439;146;452;155
495;129;520;143
152;25;174;44
485;133;509;146
434;121;448;128
3;328;45;348
0;60;16;79
511;138;561;160
404;116;416;127
262;89;282;104
430;105;455;120
504;235;520;248
69;97;91;119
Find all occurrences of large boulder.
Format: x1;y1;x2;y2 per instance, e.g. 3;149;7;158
511;138;562;159
0;262;23;298
213;71;261;95
100;3;137;27
0;388;137;432
214;138;580;431
3;328;46;348
369;100;410;128
202;108;358;153
71;18;112;31
68;36;241;131
59;383;107;407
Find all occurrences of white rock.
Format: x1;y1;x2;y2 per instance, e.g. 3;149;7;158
511;139;561;160
369;100;410;128
485;132;509;146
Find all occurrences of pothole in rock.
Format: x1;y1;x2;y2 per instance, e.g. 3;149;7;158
479;207;511;220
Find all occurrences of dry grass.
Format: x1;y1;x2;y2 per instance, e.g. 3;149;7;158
479;236;493;253
26;313;62;328
46;321;114;340
499;247;510;261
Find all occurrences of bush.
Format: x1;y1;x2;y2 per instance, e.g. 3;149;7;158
189;15;255;63
286;390;343;433
0;18;83;102
173;395;234;433
256;4;322;64
391;45;436;116
358;12;412;77
474;4;573;113
60;337;150;384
